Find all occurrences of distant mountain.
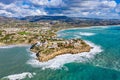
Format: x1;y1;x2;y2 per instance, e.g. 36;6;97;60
0;16;15;23
0;16;120;28
20;16;73;22
20;15;120;22
0;16;25;23
0;16;27;28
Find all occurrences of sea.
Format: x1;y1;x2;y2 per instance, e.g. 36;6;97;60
0;25;120;80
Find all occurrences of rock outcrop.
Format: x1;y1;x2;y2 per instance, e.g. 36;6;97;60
30;39;91;62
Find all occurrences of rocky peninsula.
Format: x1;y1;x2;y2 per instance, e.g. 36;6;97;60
0;27;91;62
30;39;91;62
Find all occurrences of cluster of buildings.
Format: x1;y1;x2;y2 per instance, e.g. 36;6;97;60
0;27;57;45
34;39;82;50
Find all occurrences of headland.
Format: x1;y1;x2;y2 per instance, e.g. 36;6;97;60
0;27;91;62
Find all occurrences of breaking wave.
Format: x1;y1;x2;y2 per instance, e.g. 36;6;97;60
27;41;103;70
79;32;95;36
0;45;30;49
0;45;17;49
2;72;36;80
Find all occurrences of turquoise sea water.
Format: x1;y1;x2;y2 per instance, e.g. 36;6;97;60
0;26;120;80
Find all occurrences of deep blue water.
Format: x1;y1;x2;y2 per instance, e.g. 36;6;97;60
0;26;120;80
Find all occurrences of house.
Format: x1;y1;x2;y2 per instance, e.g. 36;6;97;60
36;41;43;46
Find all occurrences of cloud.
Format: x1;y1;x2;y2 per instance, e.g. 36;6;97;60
0;10;13;17
0;0;119;19
0;2;47;17
61;0;120;19
115;4;120;12
29;0;65;7
101;1;117;8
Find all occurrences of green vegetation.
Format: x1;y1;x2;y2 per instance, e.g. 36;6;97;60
0;16;92;62
0;27;59;46
18;31;30;35
0;30;2;35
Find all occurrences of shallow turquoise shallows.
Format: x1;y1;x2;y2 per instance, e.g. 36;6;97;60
0;26;120;80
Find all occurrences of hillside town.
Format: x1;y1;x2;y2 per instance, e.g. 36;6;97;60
0;27;57;45
0;27;91;62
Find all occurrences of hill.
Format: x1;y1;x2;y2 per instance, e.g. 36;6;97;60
0;16;120;28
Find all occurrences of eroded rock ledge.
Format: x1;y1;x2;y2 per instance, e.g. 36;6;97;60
30;39;92;62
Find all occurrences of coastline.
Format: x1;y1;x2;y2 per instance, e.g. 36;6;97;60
57;25;120;33
38;46;91;62
30;38;92;62
27;40;102;69
0;40;91;62
0;43;30;48
0;26;99;62
0;26;102;62
0;40;92;62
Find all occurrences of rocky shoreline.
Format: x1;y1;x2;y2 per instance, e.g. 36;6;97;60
0;27;92;62
30;39;92;62
36;46;91;62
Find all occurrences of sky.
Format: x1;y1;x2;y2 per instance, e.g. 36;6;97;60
0;0;120;19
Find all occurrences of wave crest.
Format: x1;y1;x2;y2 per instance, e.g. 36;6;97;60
79;32;95;36
0;45;29;49
2;72;36;80
27;41;103;70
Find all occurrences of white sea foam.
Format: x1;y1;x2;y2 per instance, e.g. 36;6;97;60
95;26;110;29
57;26;110;34
79;32;95;36
74;35;81;39
57;27;93;32
0;45;15;49
27;41;103;70
2;72;36;80
57;32;70;38
0;44;30;49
